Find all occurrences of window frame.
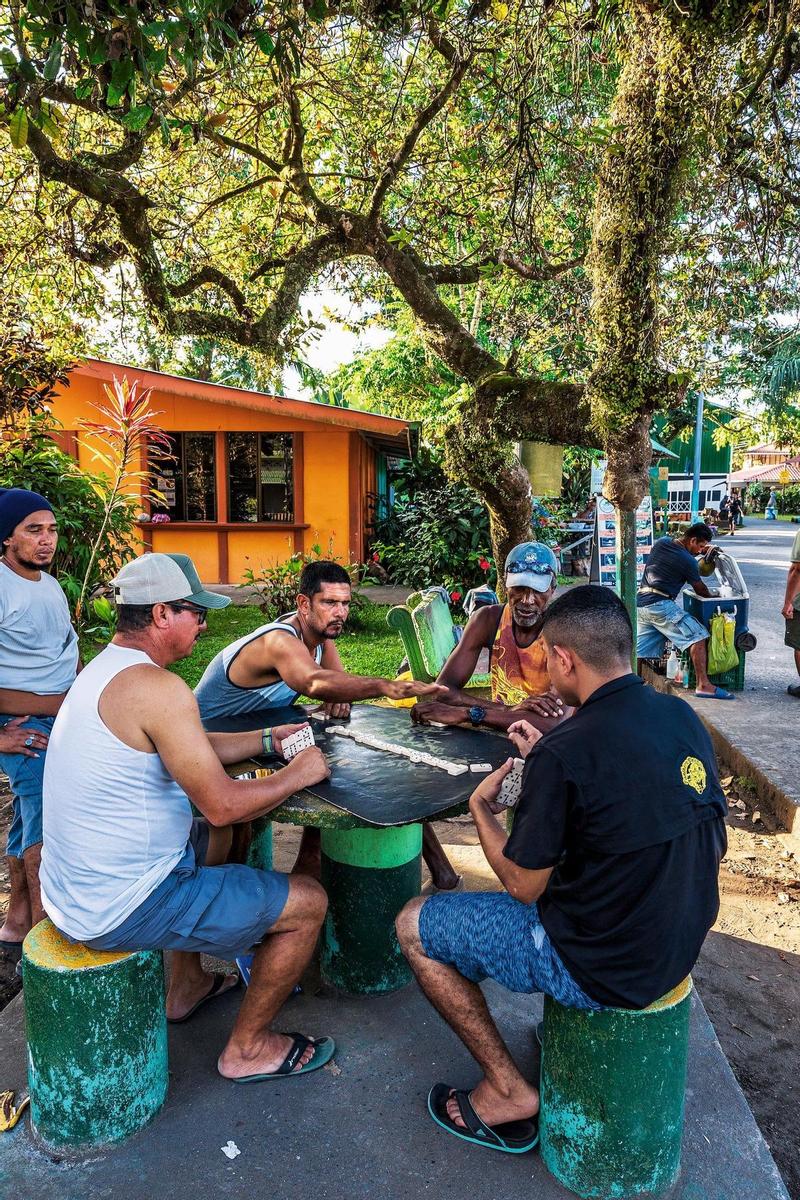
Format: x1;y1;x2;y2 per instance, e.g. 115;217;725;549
151;431;217;523
226;430;297;525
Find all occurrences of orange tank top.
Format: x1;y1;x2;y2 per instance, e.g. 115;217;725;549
490;604;551;704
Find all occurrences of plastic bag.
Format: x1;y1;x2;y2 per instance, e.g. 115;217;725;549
707;610;739;675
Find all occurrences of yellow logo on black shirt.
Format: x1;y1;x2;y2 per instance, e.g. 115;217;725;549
681;756;707;795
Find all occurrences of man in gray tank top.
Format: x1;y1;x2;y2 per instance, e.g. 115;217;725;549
194;561;461;889
42;553;336;1081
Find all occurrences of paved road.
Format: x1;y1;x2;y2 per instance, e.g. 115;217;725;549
714;517;799;691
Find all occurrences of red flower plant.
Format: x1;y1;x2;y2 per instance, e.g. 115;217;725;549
450;590;462;603
478;557;490;571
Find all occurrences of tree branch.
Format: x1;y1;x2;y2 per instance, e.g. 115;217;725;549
425;247;584;283
168;266;251;316
368;53;472;220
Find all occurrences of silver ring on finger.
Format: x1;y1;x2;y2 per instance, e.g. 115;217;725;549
24;735;35;747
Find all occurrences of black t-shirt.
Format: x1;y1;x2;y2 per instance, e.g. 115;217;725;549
637;536;702;607
504;674;727;1009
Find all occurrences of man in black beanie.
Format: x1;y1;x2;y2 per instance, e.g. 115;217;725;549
0;488;79;954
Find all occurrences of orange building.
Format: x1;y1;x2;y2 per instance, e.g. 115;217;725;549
50;358;414;584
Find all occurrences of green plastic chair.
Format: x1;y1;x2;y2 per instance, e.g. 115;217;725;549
386;590;490;690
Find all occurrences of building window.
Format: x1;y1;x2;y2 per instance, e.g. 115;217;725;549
228;433;294;523
152;433;216;522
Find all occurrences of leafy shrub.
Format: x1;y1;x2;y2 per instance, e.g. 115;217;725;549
746;482;800;514
241;543;372;623
0;418;139;618
370;450;495;598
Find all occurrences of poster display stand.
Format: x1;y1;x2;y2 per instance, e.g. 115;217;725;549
590;495;654;590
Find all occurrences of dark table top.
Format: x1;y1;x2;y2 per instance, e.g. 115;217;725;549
207;703;515;828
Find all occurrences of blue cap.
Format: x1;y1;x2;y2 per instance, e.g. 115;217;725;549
504;541;558;592
0;488;54;547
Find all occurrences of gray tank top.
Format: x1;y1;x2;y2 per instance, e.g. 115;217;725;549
194;614;323;721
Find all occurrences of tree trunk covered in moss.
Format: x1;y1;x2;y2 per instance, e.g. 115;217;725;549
585;5;722;611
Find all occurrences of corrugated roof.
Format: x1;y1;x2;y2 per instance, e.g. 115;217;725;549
71;357;414;457
729;455;800;485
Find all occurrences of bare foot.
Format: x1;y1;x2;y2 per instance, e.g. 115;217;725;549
431;871;462;891
0;920;29;944
218;1032;317;1079
446;1078;539;1130
166;971;238;1021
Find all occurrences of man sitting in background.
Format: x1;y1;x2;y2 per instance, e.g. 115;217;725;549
637;523;734;700
397;585;727;1153
41;553;334;1081
412;541;569;734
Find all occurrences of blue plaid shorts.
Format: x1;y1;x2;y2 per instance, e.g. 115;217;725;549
419;890;603;1011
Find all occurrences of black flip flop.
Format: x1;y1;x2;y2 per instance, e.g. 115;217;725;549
231;1033;336;1083
788;684;800;699
427;1084;539;1154
167;972;240;1024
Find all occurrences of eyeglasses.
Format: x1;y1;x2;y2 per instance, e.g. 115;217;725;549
168;602;208;624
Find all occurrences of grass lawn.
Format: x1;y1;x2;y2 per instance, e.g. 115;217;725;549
81;600;405;690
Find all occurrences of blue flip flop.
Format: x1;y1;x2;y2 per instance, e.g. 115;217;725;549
231;1033;336;1083
427;1084;539;1154
694;687;735;700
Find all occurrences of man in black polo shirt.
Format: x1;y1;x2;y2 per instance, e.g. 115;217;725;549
637;522;734;700
396;585;726;1156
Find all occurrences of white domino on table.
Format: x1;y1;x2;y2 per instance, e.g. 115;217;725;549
324;726;473;775
496;758;525;808
280;724;315;760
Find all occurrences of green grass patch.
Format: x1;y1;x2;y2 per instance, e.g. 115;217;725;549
81;600;405;690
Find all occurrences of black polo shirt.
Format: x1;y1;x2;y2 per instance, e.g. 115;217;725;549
504;674;727;1009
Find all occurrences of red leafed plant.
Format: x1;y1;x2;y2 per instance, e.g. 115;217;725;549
75;375;172;623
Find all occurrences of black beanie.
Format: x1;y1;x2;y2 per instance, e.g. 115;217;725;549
0;488;54;547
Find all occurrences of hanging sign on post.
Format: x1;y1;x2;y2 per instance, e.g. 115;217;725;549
590;495;654;589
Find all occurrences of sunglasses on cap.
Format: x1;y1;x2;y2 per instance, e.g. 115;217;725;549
505;561;556;579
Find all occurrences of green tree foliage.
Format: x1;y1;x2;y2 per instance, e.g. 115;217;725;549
1;0;798;571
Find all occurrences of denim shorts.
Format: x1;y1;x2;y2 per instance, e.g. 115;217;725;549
83;820;290;960
0;715;54;857
419;890;603;1011
636;599;708;659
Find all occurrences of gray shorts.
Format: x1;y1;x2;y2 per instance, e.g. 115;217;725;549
786;611;800;652
84;820;290;960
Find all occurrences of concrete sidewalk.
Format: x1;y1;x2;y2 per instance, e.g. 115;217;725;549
0;972;789;1200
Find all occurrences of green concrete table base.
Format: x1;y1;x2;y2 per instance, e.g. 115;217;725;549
540;978;693;1199
247;817;274;871
22;920;168;1150
320;824;422;994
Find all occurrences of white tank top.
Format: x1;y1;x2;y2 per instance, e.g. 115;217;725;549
40;644;193;941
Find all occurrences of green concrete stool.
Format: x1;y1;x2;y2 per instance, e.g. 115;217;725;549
23;919;168;1149
247;815;274;871
320;823;422;994
540;976;693;1199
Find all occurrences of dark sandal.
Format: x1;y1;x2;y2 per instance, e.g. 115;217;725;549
427;1083;539;1154
230;1033;336;1083
167;972;240;1024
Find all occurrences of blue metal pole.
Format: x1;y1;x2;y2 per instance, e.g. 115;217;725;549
690;390;704;523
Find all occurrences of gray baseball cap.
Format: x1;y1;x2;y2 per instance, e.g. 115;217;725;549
111;552;230;609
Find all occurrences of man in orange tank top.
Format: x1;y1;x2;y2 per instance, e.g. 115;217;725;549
412;542;571;734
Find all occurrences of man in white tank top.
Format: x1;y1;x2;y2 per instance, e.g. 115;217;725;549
194;560;461;888
41;554;335;1081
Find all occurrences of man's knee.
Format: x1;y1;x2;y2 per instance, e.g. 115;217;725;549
395;896;426;951
285;873;328;926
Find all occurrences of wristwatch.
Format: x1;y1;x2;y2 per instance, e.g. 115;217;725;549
468;705;487;726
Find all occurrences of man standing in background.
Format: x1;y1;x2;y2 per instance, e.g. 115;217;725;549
783;527;800;698
0;489;79;954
